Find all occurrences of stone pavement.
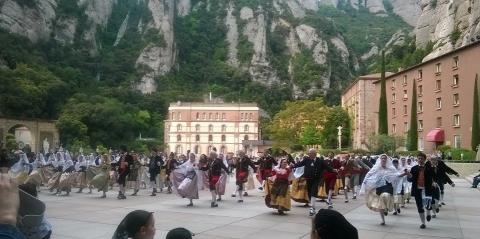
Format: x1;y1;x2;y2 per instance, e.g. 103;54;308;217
40;176;479;239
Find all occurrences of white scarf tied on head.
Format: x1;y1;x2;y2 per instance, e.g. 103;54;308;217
359;154;403;195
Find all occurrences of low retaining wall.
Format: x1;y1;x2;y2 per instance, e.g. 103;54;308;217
445;162;480;177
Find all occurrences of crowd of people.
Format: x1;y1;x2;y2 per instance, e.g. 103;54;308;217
0;142;470;239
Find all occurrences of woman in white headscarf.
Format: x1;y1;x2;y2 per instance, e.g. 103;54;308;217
360;154;408;225
170;153;199;206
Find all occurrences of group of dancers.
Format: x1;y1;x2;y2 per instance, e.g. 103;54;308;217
361;152;459;228
5;146;460;229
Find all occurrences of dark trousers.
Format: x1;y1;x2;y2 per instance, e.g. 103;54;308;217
306;178;320;199
149;171;158;182
118;173;128;187
414;188;432;213
473;175;480;187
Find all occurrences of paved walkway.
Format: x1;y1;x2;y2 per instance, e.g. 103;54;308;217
41;177;479;239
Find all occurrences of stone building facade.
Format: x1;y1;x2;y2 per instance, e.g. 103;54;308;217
164;102;260;156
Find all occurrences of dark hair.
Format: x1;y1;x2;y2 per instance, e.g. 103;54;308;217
113;210;153;239
313;209;358;239
417;152;427;159
166;227;193;239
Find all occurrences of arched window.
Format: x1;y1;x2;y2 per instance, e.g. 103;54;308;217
208;135;213;141
220;146;226;154
171;112;175;120
240;113;244;121
194;145;199;154
244;124;249;132
215;113;219;120
221;124;227;132
195;135;200;142
177;124;182;131
195;124;200;132
177;112;182;120
177;135;182;142
249;113;253;121
209;113;212;120
202;113;206;120
196;112;200;120
221;135;226;142
208;145;213;153
209;124;214;132
244;135;249;141
222;113;226;120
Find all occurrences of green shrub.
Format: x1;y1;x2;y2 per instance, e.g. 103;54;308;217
445;148;476;160
437;145;452;153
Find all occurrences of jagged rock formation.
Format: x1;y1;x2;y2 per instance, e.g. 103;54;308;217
0;0;476;98
415;0;480;61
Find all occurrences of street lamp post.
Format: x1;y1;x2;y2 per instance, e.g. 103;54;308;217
337;126;343;150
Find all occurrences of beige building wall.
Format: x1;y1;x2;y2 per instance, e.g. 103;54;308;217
373;42;480;153
342;74;389;150
164;102;260;156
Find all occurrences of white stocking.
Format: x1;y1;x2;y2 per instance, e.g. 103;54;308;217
310;197;316;209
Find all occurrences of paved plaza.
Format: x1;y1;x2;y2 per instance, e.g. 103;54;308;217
41;176;480;239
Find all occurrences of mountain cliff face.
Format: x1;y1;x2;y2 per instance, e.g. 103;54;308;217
0;0;477;101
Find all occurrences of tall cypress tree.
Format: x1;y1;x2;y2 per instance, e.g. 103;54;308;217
407;80;418;151
471;74;480;150
378;50;388;135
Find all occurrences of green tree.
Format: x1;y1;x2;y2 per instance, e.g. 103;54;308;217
266;98;330;149
407;81;418;151
320;106;351;149
299;124;322;147
471;74;480;150
378;51;388;135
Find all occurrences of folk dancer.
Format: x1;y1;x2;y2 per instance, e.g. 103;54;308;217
127;154;142;196
265;158;292;215
88;154;111;198
171;153;200;206
392;158;407;215
149;150;164;196
360;154;407;225
406;152;436;229
201;151;229;207
293;149;332;216
234;150;256;203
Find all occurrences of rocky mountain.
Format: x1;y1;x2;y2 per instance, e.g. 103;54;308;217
0;0;477;102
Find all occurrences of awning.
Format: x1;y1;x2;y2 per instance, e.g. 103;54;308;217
426;128;445;142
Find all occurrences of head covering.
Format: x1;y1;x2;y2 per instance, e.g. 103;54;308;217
112;210;153;239
313;209;358;239
166;227;194;239
359;154;400;195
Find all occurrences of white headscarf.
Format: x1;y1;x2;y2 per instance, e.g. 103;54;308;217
360;154;402;195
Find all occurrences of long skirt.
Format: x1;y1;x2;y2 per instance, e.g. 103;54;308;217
366;191;394;212
171;170;199;199
39;166;55;184
58;172;76;191
91;172;109;192
394;194;404;204
47;172;62;191
291;178;310;203
265;179;291;211
317;184;327;199
76;171;87;188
